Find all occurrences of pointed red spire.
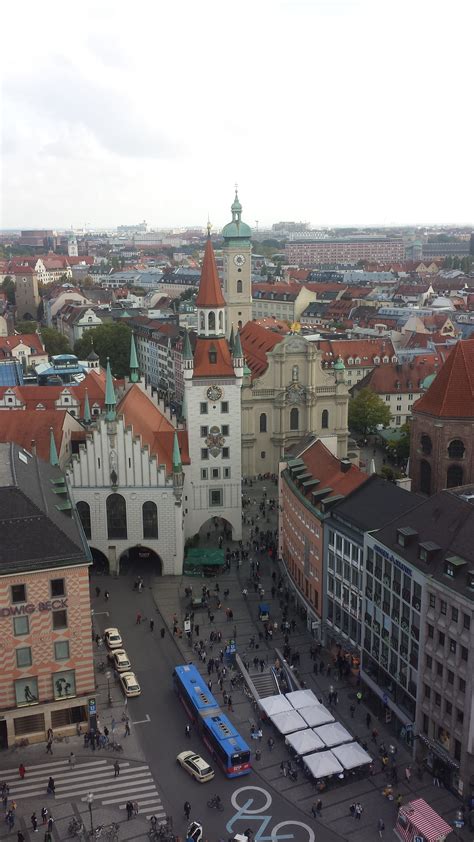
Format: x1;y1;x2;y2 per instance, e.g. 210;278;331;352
196;237;226;308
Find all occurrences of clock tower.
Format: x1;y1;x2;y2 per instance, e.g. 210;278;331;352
222;189;252;332
183;232;243;541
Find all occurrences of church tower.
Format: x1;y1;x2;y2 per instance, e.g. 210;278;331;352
68;232;78;257
183;233;242;541
222;190;252;332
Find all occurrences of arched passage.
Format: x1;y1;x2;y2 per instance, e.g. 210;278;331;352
118;546;163;577
89;547;110;576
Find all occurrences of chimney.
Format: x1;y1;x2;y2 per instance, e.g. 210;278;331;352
340;458;351;473
31;440;36;455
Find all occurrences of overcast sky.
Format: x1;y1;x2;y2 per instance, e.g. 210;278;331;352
1;0;473;230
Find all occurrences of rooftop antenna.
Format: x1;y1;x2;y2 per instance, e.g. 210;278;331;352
255;220;259;232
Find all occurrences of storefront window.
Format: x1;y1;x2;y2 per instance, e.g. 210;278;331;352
53;669;76;700
15;677;39;707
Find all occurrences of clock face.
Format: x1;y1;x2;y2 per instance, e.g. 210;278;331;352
206;385;223;401
233;254;246;267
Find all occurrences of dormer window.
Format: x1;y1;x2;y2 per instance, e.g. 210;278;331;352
348;357;354;365
396;526;418;547
418;541;440;563
208;345;217;364
355;357;361;364
383;356;389;363
445;555;467;578
374;356;380;364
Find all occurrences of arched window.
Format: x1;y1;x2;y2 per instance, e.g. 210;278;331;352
290;407;299;431
107;493;127;539
142;501;158;539
419;460;431;495
218;311;223;330
448;439;465;459
321;409;329;429
447;464;463;488
208;311;216;332
200;312;205;331
420;434;432;455
292;365;299;382
76;501;91;539
238;320;242;329
259;413;267;433
236;280;242;293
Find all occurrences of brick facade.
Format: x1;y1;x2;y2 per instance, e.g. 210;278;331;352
410;413;474;495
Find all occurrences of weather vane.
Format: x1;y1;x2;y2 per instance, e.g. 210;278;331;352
207;215;212;237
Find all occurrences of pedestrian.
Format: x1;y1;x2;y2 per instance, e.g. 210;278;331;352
349;804;356;818
280;761;287;777
316;799;322;816
68;752;76;769
349;704;356;718
267;737;274;752
149;619;154;632
126;801;133;820
113;760;120;777
104;590;110;601
41;807;48;825
31;812;38;832
356;691;362;704
46;738;53;755
371;728;378;743
160;627;165;639
17;833;25;842
184;801;191;820
396;794;403;808
227;695;233;712
255;749;261;761
355;803;363;820
6;810;15;831
311;803;318;818
366;712;372;729
47;816;54;833
18;763;25;780
46;777;55;796
185;723;191;738
405;765;411;783
124;718;131;737
377;818;385;838
136;611;142;624
133;801;138;816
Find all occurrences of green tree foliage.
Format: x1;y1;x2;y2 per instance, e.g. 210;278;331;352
41;327;72;356
74;322;131;377
2;276;15;304
15;319;38;334
348;387;392;436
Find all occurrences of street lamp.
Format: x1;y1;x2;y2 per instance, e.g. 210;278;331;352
106;670;112;706
86;792;94;834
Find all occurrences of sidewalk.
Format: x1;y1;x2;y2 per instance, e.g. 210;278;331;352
152;478;467;842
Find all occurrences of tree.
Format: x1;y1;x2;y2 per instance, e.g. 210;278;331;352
41;327;72;356
388;423;410;463
15;319;38;334
2;276;15;304
348;388;392;437
74;322;132;377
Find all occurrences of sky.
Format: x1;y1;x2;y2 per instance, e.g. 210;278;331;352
1;0;473;230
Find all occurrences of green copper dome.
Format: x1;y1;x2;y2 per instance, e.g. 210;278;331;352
334;356;345;370
222;190;251;240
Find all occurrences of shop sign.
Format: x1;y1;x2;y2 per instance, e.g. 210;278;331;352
0;599;68;618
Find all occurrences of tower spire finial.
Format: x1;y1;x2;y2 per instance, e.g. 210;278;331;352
129;334;139;383
206;216;212;238
49;427;59;467
105;357;117;422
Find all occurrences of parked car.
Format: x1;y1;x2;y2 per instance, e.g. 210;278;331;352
119;671;141;697
108;648;131;672
177;750;215;783
104;628;122;650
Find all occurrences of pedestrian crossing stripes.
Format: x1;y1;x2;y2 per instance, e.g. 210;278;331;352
0;757;165;820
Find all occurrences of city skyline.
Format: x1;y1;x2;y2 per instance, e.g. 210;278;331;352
2;0;473;229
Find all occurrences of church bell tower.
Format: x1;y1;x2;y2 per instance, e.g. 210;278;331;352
222;190;252;332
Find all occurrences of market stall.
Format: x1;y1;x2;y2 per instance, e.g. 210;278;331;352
332;742;372;770
395;798;452;842
258;694;293;718
270;709;307;735
314;722;353;748
285;728;325;756
299;704;334;728
303;750;344;779
285;689;320;709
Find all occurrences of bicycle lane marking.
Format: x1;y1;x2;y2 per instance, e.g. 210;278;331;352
227;785;315;841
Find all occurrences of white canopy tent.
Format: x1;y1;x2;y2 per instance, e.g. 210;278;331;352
285;728;325;756
314;722;353;747
258;695;293;717
299;704;334;728
285;689;319;710
270;709;307;735
332;742;372;770
303;750;343;779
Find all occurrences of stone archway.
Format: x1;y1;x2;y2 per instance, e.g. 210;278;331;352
89;547;110;576
198;516;235;547
118;546;163;577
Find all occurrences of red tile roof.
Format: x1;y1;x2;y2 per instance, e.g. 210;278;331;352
297;439;367;501
193;337;235;377
413;338;474;418
357;358;442;395
0;410;70;462
240;322;285;379
0;334;45;355
117;384;189;470
317;338;396;368
195;238;225;307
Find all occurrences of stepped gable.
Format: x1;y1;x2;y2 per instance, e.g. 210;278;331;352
413;338;474;418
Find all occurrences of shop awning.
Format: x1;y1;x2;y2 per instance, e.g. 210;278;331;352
299;704;334;728
270;709;307;735
285;689;319;710
258;695;293;717
417;734;460;769
332;742;372;770
303;750;343;779
314;722;353;748
285;728;325;756
398;798;452;842
184;548;225;567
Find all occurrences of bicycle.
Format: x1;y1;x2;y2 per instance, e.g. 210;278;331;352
54;734;70;743
97;662;107;674
88;822;119;841
109;741;123;752
68;817;85;837
13;737;29;749
207;794;224;811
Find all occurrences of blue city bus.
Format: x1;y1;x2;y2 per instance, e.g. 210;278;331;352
173;664;251;777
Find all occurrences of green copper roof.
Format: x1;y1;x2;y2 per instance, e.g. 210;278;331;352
172;432;182;472
105;357;117;421
222;189;251;239
49;427;59;467
183;330;193;361
243;361;251;377
229;324;235;352
83;388;92;424
129;334;139;383
334;356;345;370
233;331;243;359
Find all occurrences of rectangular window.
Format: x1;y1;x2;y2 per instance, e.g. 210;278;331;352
209;488;222;507
461;646;468;661
445;701;452;715
221;425;229;436
436;662;443;677
200;426;208;437
449;638;457;654
447;670;454;685
54;640;70;661
221;402;229;413
429;594;436;608
454;740;461;762
50;578;65;598
463;614;471;631
423;714;429;734
201;468;208;480
440;600;447;615
456;708;464;724
438;631;445;646
222;447;229;458
16;647;32;668
424;684;431;699
451;607;459;623
434;693;441;707
427;624;434;639
200;402;208;414
11;584;26;604
201;448;209;460
13;616;29;636
53;669;76;700
211;468;220;479
52;610;68;631
426;655;432;668
223;467;231;479
459;678;466;693
15;677;39;707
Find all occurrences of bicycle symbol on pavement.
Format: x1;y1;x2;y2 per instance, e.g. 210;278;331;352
226;786;315;842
